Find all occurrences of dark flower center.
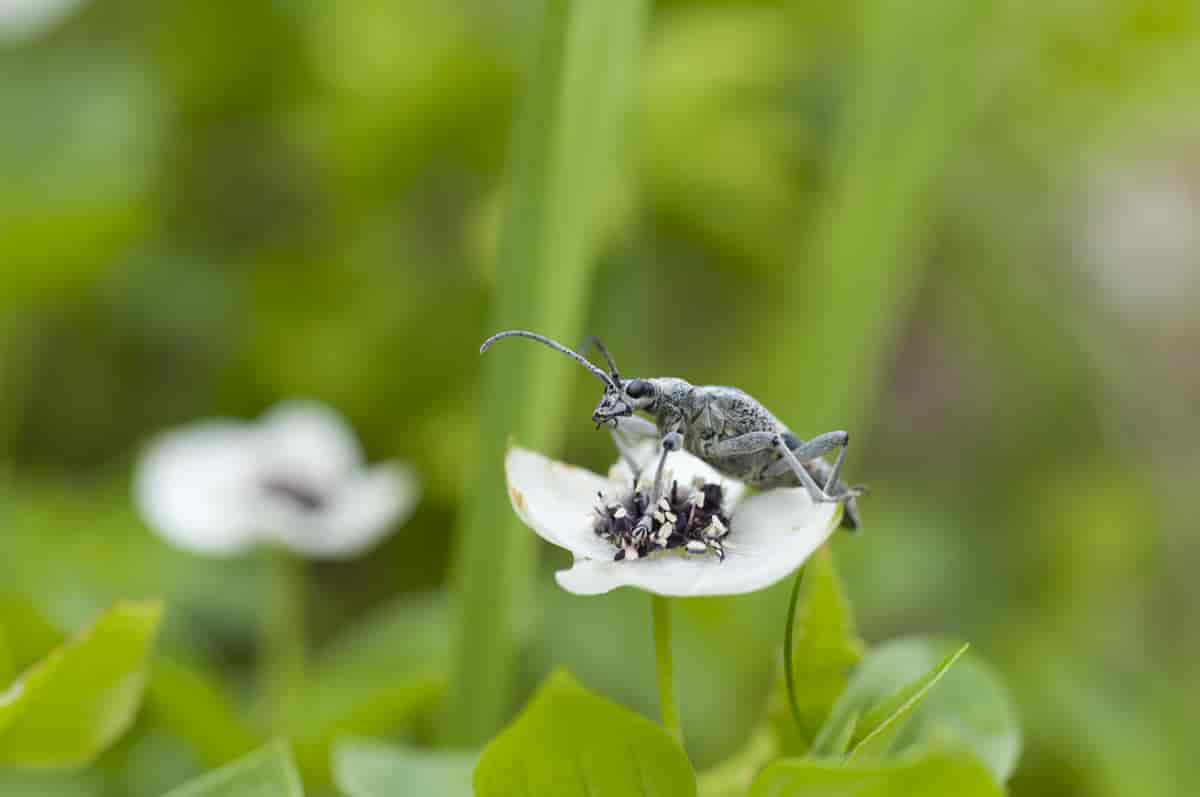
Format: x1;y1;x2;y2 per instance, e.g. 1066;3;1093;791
260;475;327;512
593;481;731;562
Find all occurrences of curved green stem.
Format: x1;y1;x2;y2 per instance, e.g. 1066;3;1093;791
652;594;683;748
262;547;306;731
782;564;806;733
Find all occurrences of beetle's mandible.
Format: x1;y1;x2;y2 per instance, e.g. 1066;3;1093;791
480;329;865;532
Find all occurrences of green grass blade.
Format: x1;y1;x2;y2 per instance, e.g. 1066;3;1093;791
442;0;647;746
848;642;969;760
763;0;991;432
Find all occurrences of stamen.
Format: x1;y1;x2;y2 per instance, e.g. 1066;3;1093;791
593;478;732;561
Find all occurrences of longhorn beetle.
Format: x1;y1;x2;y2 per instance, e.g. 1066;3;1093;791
480;330;864;535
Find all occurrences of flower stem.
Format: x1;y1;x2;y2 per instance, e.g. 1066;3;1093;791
782;564;807;733
262;546;306;731
652;594;683;748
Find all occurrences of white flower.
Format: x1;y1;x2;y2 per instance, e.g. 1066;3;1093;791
505;443;840;596
135;400;420;559
0;0;85;42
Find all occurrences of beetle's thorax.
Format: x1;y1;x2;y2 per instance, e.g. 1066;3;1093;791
646;377;696;422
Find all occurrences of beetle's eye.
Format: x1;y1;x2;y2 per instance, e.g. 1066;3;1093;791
626;379;651;399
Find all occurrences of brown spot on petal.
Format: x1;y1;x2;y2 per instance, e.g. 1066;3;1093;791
509;486;527;513
550;461;584;477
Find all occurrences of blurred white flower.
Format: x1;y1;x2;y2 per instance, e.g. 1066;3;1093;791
1079;159;1200;319
505;443;840;597
0;0;85;42
135;400;420;559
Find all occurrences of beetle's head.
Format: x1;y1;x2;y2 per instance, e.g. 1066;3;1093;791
591;378;656;427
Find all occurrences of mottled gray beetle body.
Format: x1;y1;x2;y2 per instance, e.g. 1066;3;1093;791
481;331;864;531
643;378;861;529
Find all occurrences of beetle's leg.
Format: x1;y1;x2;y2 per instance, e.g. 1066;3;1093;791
609;426;641;480
707;431;835;503
632;431;683;541
770;434;846;504
612;415;658;439
650;431;683;504
762;432;850;488
707;430;777;456
821;441;849;492
608;416;659;481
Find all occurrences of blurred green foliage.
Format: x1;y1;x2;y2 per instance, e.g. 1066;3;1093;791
0;600;161;768
332;738;476;797
3;0;1199;795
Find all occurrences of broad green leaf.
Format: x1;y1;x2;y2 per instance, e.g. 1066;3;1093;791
0;599;163;768
0;594;65;674
474;670;696;797
0;625;12;687
775;548;864;752
817;637;1020;782
333;738;477;797
145;658;262;768
847;643;967;760
750;749;1003;797
442;0;648;745
0;769;105;797
161;741;303;797
532;579;786;769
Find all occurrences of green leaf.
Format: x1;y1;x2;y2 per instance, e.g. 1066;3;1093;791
474;670;696;797
848;643;968;760
161;741;303;797
0;594;65;674
816;637;1020;782
333;738;477;797
750;749;1003;797
442;0;648;746
0;599;163;768
0;626;11;687
145;657;263;768
776;548;864;753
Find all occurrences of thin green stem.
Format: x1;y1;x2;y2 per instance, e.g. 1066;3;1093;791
652;594;683;748
261;546;306;731
783;564;806;734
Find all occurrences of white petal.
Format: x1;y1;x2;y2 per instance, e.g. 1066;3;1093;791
134;421;260;556
608;441;746;507
256;399;364;491
555;488;840;596
0;0;85;42
505;447;617;561
268;463;421;559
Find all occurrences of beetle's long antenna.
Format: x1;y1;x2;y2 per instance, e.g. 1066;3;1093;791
480;330;616;389
579;335;621;387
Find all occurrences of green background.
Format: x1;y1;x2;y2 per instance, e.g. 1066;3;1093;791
2;0;1198;795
